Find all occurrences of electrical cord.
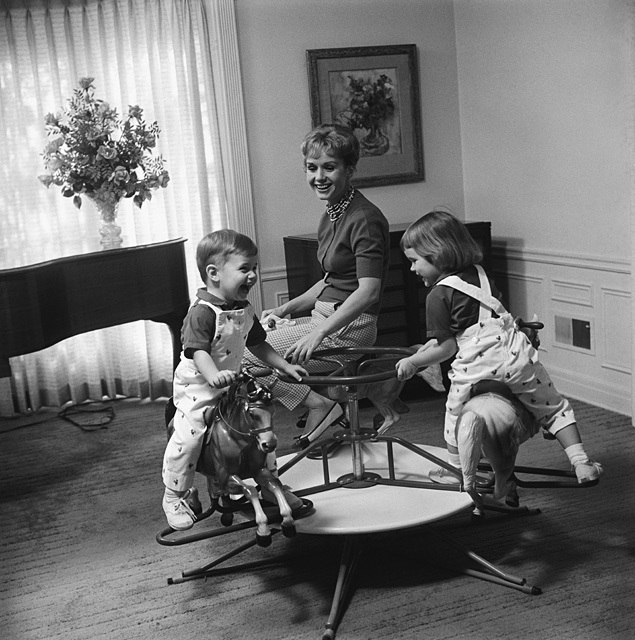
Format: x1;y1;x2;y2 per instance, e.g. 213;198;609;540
0;399;120;434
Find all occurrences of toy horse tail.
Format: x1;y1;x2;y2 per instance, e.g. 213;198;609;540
480;401;523;501
483;418;521;501
457;395;521;500
456;409;487;495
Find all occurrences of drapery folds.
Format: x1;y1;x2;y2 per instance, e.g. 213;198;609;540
0;0;257;415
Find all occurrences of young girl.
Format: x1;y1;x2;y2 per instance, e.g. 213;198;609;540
395;210;603;484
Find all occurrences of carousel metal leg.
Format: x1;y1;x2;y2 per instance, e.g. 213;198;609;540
420;524;542;595
322;535;362;640
167;529;282;584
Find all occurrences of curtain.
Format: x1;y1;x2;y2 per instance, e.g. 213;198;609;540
0;0;258;416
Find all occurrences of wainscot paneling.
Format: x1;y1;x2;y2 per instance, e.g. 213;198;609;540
260;246;631;416
493;244;631;416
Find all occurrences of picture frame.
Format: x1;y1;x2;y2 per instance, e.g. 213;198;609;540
306;44;424;188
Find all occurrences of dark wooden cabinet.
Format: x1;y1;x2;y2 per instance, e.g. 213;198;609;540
283;222;492;397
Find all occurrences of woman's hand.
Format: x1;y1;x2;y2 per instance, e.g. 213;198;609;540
279;362;308;382
284;330;325;365
261;306;285;320
395;357;418;381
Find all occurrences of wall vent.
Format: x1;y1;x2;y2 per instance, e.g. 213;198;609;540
554;315;592;350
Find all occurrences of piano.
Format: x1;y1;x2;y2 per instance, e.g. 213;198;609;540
0;238;190;377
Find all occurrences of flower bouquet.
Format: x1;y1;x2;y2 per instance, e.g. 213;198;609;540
39;77;170;247
339;73;395;157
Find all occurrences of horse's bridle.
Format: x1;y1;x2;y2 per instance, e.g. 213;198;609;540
215;375;275;438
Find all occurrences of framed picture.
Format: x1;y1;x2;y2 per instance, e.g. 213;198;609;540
306;44;424;188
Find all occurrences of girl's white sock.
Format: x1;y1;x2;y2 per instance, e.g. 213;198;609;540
447;451;461;468
564;443;588;466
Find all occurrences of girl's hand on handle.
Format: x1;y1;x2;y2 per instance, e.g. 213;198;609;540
396;357;418;381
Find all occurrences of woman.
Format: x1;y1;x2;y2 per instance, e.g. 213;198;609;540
245;123;390;446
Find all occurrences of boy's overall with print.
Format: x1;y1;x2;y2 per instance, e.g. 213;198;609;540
162;300;253;491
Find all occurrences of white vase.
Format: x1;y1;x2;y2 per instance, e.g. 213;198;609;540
91;196;123;249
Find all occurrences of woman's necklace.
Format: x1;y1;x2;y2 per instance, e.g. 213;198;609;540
326;187;356;223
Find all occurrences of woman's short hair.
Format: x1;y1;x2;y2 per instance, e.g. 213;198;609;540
301;123;360;168
196;229;258;282
400;210;482;272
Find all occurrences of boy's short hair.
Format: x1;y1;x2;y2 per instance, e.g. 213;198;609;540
301;123;360;168
196;229;258;282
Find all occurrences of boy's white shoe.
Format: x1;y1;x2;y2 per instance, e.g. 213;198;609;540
163;487;198;530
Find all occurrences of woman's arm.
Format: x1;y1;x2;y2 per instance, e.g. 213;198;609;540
248;341;306;381
262;278;326;319
284;276;381;364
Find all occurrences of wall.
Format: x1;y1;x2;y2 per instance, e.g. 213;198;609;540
455;0;632;415
236;0;633;416
235;0;465;308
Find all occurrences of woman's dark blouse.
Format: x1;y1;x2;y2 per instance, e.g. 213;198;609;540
315;191;390;316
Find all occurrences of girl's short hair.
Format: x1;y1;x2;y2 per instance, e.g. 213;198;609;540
301;123;360;168
400;210;482;272
196;229;258;282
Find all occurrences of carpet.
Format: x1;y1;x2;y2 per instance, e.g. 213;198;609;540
1;395;634;640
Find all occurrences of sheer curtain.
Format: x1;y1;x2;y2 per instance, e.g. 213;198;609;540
0;0;258;416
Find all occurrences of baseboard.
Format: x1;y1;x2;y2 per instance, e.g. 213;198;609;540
546;364;631;417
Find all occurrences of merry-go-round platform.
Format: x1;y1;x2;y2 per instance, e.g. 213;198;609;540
156;347;589;640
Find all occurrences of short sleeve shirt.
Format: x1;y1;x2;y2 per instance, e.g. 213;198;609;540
181;288;266;359
316;191;390;315
426;265;502;342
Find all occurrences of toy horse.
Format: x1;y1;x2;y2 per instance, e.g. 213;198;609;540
167;371;300;546
453;317;545;516
455;379;540;517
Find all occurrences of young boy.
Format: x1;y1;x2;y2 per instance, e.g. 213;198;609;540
162;229;307;530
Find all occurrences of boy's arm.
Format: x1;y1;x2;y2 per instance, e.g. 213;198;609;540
248;341;306;381
192;349;236;388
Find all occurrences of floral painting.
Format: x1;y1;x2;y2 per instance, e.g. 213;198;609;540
328;68;402;158
307;45;424;188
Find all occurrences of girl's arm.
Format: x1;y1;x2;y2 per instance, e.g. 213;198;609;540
284;276;381;364
395;337;458;381
248;341;307;381
192;349;237;388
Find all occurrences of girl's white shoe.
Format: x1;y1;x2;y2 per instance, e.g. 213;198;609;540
573;459;603;483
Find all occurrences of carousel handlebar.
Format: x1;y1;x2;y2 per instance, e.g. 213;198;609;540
277;346;416;387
